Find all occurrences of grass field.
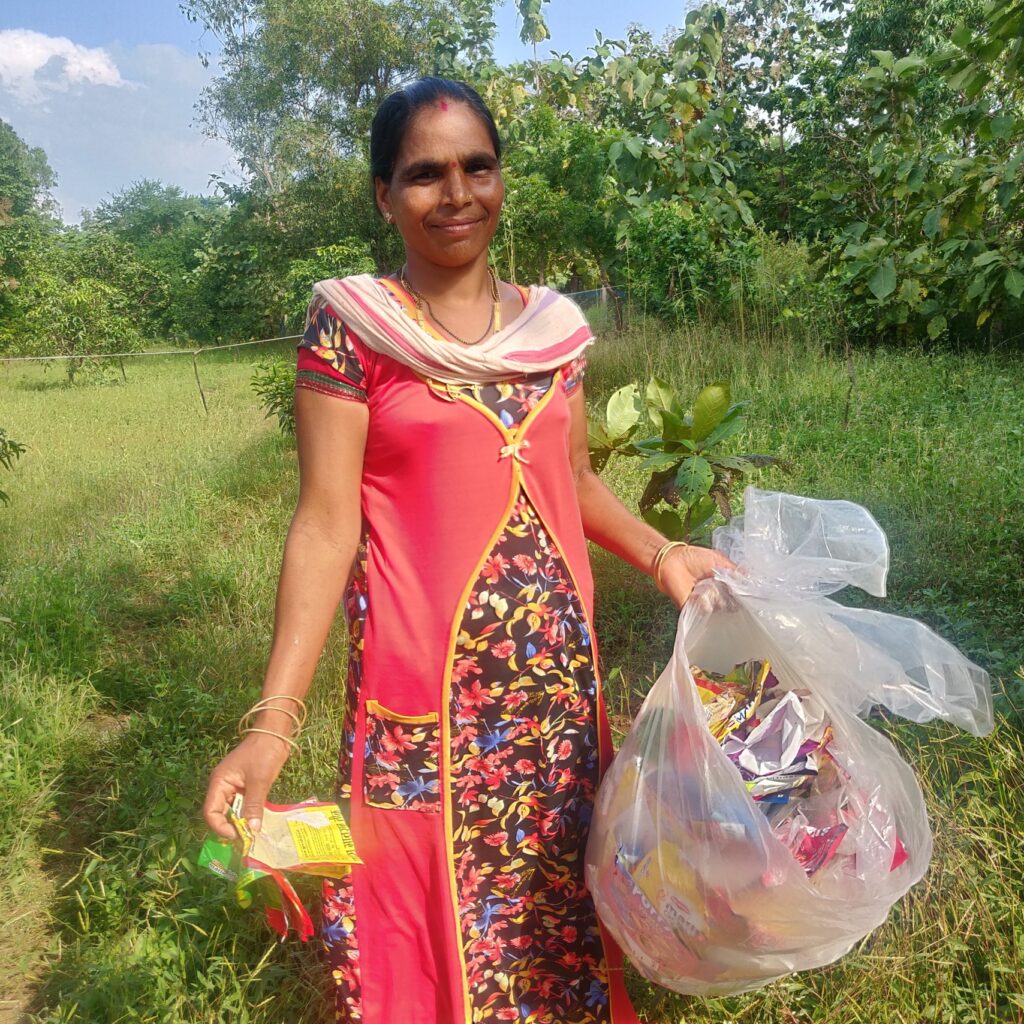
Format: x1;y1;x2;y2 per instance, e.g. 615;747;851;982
1;321;1022;1024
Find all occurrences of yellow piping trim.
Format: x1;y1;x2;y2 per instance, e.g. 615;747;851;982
365;699;439;725
516;472;620;1021
452;364;560;446
439;456;523;1024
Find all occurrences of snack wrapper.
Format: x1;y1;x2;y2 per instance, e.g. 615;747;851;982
199;796;360;941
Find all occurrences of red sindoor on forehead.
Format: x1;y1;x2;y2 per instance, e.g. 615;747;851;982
438;100;449;111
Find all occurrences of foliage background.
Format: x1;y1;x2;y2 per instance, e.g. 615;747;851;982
1;1;1022;1022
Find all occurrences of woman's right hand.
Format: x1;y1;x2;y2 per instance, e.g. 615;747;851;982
202;733;292;839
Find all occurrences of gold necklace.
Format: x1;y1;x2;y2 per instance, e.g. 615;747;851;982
399;265;503;345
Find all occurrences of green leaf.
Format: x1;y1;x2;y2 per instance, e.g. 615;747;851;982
645;376;677;430
972;249;1003;268
685;495;718;535
661;409;693;444
990;114;1017;139
897;277;921;304
870;49;895;70
950;25;973;48
868;258;897;300
640;451;682;471
690;381;731;442
675;455;715;506
893;55;925;77
642;507;683;540
712;455;754;474
922;207;943;239
703;408;748;447
588;419;614;448
624;137;643;159
927;314;947;340
606;384;644;440
1006;268;1024;299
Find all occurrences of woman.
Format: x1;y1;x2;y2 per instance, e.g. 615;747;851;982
204;77;732;1024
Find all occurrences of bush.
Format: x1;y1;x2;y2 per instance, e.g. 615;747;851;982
621;202;768;321
0;426;26;505
251;358;297;435
283;240;376;333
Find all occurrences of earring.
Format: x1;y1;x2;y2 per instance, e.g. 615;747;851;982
384;212;393;224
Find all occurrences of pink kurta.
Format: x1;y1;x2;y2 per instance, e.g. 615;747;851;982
298;278;640;1024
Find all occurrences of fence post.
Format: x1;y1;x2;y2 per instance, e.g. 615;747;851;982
192;349;209;414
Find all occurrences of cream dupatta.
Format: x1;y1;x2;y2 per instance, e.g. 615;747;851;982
311;274;594;385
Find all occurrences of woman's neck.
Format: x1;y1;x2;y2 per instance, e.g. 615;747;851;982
401;253;492;307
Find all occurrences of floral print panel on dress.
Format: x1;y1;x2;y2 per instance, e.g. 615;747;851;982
363;701;442;812
449;489;612;1024
296;302;368;402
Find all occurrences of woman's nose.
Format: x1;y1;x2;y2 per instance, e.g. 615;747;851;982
442;166;472;206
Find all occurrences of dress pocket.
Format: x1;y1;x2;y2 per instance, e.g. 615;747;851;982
362;700;441;813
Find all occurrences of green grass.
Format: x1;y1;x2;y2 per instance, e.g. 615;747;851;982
0;325;1021;1023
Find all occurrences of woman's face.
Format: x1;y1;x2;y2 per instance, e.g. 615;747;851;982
375;101;504;270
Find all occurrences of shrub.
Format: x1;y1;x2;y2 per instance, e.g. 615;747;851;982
251;358;297;435
0;426;26;505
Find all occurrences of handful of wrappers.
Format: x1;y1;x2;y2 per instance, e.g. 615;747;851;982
693;658;907;878
198;796;360;941
586;488;994;996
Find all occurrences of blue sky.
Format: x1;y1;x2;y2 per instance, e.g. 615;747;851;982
0;1;689;222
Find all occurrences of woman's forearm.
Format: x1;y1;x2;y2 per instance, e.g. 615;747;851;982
251;512;360;736
575;468;665;578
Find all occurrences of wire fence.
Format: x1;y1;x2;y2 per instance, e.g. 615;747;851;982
0;333;302;365
1;332;303;414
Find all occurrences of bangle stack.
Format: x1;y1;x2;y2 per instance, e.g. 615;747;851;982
652;540;689;593
238;694;308;754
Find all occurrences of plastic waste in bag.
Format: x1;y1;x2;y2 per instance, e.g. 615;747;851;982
585;488;993;995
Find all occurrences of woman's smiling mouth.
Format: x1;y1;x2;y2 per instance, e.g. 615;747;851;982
432;219;483;235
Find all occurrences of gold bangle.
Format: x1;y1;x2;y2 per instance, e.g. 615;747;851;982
239;726;301;753
244;695;307;726
238;695;308;742
239;705;303;736
652;540;689;593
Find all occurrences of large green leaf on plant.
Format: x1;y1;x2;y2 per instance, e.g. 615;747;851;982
643;506;684;541
675;455;714;506
868;258;897;300
606;383;644;440
645;376;682;432
587;420;616;473
1006;268;1024;299
660;410;694;447
927;315;948;340
711;455;754;474
640;451;683;471
691;382;731;442
702;403;748;447
684;494;718;539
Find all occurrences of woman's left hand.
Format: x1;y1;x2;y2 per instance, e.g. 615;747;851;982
657;544;736;609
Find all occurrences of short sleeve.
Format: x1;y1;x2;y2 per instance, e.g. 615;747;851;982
295;298;367;403
562;353;587;396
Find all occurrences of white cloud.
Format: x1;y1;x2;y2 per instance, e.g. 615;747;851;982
0;37;240;223
0;29;132;104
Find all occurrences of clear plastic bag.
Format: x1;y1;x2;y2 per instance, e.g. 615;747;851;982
586;488;993;996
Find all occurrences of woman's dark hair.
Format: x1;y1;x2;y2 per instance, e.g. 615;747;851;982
369;77;502;186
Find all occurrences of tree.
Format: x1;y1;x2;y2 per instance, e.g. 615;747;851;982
0;119;58;326
813;1;1024;342
84;180;225;338
5;229;156;378
181;0;475;191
